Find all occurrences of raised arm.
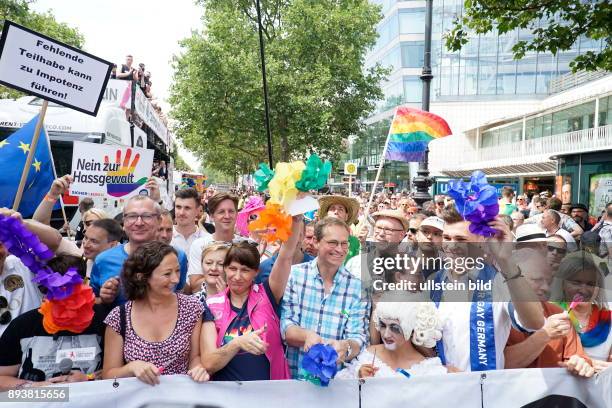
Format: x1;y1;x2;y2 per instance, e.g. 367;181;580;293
268;215;303;303
32;175;72;225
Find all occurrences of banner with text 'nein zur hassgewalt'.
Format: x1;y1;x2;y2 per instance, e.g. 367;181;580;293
70;142;154;200
0;20;112;116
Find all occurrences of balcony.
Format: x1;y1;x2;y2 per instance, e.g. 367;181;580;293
430;124;612;177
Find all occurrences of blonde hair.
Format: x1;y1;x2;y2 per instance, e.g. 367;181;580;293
201;242;230;263
83;208;108;222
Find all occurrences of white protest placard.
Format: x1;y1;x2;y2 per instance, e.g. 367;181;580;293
0;21;112;116
69;141;154;200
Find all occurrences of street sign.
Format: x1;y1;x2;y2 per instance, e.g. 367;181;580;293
344;162;357;175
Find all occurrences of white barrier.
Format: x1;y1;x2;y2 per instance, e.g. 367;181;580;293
2;368;610;408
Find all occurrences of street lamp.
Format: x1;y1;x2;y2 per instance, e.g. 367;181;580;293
412;0;434;208
255;0;274;168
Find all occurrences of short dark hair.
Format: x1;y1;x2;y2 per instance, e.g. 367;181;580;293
122;242;177;300
545;209;561;224
314;217;351;241
79;197;94;213
46;255;87;279
440;207;464;225
224;241;260;271
91;219;123;242
547;197;562;211
175;188;200;207
501;186;514;198
208;192;238;215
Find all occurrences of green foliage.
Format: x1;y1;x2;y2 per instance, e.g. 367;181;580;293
0;0;85;99
446;0;611;72
170;0;387;177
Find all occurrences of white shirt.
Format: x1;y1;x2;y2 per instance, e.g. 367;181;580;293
0;256;44;337
432;269;529;371
187;233;244;277
171;226;210;255
546;228;577;251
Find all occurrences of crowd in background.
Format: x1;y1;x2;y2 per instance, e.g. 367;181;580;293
0;175;610;390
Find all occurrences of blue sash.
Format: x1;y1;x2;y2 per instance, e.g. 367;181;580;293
430;265;497;371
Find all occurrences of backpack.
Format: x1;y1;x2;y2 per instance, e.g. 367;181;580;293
580;221;606;256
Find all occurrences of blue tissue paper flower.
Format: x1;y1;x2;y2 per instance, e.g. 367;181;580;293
301;343;338;386
447;171;499;237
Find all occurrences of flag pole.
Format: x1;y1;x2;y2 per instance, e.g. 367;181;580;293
356;107;397;233
12;100;49;211
42;119;71;237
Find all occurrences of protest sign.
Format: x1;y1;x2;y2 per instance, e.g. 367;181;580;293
0;20;112;116
69;141;154;200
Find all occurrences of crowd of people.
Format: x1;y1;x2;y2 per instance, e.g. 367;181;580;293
0;175;610;391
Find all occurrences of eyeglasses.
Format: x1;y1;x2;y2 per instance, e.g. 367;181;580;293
547;245;567;256
210;239;259;249
408;228;418;234
123;212;160;224
322;239;349;249
436;202;445;206
374;226;404;235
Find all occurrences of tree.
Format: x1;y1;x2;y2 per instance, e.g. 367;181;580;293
446;0;611;72
170;0;387;176
0;0;85;99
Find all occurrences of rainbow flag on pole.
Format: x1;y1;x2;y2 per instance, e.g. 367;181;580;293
384;106;452;162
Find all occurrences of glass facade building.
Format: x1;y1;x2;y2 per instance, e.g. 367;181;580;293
346;0;606;192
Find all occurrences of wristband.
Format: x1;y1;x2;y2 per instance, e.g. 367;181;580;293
44;194;59;203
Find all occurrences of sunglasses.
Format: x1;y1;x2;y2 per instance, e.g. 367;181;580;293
408;228;418;234
547;246;567;256
248;213;259;222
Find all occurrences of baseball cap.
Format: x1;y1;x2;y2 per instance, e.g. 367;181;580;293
420;216;444;232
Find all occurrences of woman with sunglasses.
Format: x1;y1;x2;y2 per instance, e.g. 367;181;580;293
337;302;453;379
200;215;302;381
551;252;612;372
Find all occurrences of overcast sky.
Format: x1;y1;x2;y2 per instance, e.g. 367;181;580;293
31;0;204;169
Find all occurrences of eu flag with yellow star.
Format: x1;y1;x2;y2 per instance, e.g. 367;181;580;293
0;114;57;216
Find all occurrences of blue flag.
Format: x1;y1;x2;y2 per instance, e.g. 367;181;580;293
0;115;57;217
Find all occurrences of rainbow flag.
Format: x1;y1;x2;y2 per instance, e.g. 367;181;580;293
385;106;452;162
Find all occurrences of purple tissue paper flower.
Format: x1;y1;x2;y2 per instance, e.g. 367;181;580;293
32;267;83;300
447;171;499;237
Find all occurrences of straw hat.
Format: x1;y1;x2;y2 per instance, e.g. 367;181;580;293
318;195;360;225
372;209;409;231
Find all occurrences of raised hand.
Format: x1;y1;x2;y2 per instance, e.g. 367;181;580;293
105;149;141;177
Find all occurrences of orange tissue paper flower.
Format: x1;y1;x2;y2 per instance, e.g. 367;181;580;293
39;284;95;334
248;202;292;242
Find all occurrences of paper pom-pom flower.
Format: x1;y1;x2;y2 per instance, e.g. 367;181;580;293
253;163;275;192
295;155;332;192
300;343;338;387
447;171;499;237
39;284;95;334
236;196;266;236
248;202;293;242
268;161;305;208
33;267;83;300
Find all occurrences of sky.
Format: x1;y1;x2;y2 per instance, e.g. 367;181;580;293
31;0;204;170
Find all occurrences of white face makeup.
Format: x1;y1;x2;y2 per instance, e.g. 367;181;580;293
378;318;406;351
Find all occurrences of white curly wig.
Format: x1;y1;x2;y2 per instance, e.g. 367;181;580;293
373;302;443;348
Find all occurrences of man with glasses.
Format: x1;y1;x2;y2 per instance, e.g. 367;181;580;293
281;217;370;378
90;195;187;306
345;209;408;279
415;216;445;279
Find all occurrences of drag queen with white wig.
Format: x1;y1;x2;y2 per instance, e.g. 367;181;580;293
337;302;452;379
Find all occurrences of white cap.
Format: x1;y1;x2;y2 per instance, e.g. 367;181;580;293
420;216;445;232
515;223;547;242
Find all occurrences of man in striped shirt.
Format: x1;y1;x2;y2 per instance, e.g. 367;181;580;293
281;217;371;378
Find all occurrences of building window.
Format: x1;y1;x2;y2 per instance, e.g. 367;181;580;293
403;77;422;103
399;8;425;34
401;41;424;68
551;101;595;134
598;95;611;126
